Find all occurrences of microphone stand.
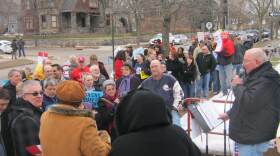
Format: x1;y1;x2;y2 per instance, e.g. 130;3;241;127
224;88;232;156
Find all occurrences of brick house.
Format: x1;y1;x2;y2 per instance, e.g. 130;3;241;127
21;0;40;34
21;0;101;34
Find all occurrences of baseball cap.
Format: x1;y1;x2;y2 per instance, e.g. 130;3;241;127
78;56;85;63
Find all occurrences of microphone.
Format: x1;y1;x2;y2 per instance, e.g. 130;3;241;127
238;67;245;78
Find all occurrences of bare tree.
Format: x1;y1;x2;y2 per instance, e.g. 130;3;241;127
228;0;251;29
247;0;272;39
122;0;146;46
161;0;184;57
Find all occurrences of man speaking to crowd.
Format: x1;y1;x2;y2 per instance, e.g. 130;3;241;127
219;48;280;156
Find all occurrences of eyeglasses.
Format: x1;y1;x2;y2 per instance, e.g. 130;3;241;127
24;91;44;96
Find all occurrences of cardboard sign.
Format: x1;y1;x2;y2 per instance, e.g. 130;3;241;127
83;90;104;109
214;31;223;52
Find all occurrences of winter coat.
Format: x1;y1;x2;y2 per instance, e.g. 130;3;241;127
40;104;111;156
5;98;42;156
109;89;201;156
17;40;25;49
96;95;118;141
114;59;123;80
228;62;280;144
42;94;57;111
0;115;7;156
188;44;197;56
3;81;17;108
141;74;184;110
116;75;141;97
181;63;197;84
71;66;90;83
140;60;151;81
232;43;245;65
196;53;216;76
93;74;106;91
166;58;183;82
217;38;235;65
11;41;17;51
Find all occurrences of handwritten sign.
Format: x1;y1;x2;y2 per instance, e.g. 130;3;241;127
83;90;103;109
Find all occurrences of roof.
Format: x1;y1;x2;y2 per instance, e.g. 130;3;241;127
61;0;77;12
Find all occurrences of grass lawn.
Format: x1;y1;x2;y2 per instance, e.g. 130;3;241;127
271;57;280;66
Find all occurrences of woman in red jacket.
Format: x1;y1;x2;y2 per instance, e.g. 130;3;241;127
114;50;126;80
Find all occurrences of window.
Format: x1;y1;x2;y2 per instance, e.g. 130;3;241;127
106;14;110;26
25;16;33;30
9;16;17;23
89;0;98;8
51;16;57;28
26;0;31;10
41;15;47;28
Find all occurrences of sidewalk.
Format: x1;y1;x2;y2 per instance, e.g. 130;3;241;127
0;55;35;70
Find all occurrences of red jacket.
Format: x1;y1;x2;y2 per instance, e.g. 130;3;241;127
114;59;123;80
71;66;90;83
222;38;235;56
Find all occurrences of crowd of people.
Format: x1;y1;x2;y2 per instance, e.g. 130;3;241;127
0;31;279;156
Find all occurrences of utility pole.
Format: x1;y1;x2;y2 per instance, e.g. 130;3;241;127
111;1;115;78
270;0;274;40
222;0;228;30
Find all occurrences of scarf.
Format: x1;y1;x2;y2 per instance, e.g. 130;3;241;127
103;93;118;110
118;75;132;97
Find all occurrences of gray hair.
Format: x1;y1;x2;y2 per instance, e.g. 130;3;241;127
89;64;99;72
8;69;21;78
82;73;93;82
246;48;268;63
22;80;41;94
43;78;59;89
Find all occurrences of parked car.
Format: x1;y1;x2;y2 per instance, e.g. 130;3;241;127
149;33;175;45
173;34;188;45
245;29;259;43
0;40;12;54
262;31;271;39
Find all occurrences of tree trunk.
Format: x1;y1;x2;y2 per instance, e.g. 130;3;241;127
161;0;171;57
162;16;171;57
135;14;141;46
275;20;280;39
173;11;178;33
258;17;263;41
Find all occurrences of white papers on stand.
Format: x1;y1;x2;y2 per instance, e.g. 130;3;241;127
196;101;223;130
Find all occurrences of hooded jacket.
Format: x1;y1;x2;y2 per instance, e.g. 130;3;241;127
40;104;111;156
196;52;216;76
228;62;280;144
109;89;201;156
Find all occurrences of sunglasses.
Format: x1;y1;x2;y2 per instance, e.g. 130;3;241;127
24;91;44;96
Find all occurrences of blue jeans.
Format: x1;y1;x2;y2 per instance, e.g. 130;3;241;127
238;141;269;156
171;110;181;127
218;64;233;95
18;48;25;57
181;82;195;98
209;70;220;93
233;64;242;75
196;73;210;98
